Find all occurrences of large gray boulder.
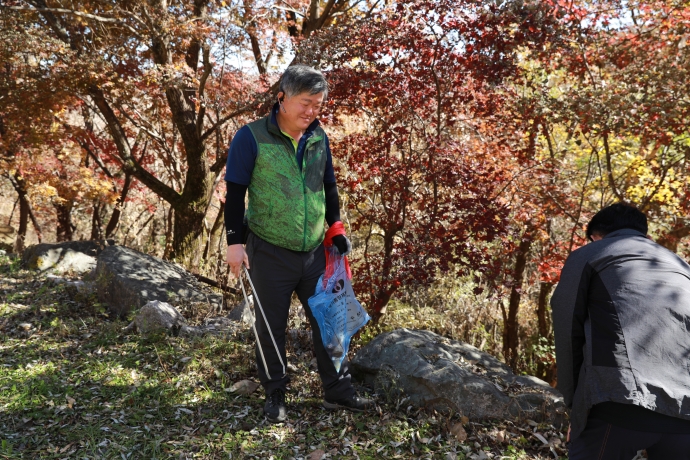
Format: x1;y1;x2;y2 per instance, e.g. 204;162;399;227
352;328;566;425
22;240;114;274
95;245;222;317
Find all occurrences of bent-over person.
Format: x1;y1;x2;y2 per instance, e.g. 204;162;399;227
551;203;690;459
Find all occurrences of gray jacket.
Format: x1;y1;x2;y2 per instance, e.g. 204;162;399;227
551;228;690;439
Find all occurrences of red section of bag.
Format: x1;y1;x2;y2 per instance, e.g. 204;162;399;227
323;221;352;284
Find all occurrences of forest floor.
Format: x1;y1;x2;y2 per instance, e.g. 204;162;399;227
0;253;568;459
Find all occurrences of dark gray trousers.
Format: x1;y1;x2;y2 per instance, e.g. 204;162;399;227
569;418;690;460
245;232;355;400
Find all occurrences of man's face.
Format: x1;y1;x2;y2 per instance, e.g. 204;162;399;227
280;91;324;130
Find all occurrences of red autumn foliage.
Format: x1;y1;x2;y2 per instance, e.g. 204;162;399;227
300;0;569;321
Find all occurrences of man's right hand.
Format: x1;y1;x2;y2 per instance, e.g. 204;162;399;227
226;244;249;278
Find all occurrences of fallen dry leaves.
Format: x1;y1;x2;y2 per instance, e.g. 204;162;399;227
307;448;326;460
0;257;569;459
450;422;468;442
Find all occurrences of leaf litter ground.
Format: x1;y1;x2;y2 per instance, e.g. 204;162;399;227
0;255;568;459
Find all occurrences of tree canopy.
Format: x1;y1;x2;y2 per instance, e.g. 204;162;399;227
2;0;690;369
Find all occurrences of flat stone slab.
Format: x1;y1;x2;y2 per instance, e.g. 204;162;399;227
95;245;222;317
352;328;566;425
22;240;114;274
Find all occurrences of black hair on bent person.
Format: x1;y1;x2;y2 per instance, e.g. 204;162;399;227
586;202;648;240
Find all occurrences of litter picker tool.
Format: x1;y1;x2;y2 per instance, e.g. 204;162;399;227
238;265;285;380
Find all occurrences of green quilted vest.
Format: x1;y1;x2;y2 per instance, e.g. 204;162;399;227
245;116;328;252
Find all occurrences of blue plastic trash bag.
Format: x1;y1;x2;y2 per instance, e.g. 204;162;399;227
308;248;370;372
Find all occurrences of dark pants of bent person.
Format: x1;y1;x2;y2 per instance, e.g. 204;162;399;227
245;232;356;400
569;418;690;460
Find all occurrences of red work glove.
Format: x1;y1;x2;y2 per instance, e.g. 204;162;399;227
324;221;352;282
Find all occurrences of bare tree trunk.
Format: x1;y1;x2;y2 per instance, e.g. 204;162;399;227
90;201;103;240
149;214;159;253
502;232;533;370
242;0;267;75
55;202;74;242
163;206;174;260
104;173;132;239
203;205;224;261
28;200;42;243
536;281;557;384
8;172;42;251
172;205;209;265
14;186;29;254
537;281;552;338
369;231;398;323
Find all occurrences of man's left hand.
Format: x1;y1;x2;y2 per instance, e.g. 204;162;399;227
331;235;352;256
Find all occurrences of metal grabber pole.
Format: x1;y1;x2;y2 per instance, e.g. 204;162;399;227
239;265;286;380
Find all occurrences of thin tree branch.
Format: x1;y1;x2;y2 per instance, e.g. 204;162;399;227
315;0;338;30
201;105;255;141
602;131;623;201
191;272;239;295
243;0;267;75
117;105;169;149
269;4;306;19
77;138;114;179
7;172;43;243
90;86;181;206
2;5;143;39
23;0;71;44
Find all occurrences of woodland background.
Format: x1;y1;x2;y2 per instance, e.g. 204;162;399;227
1;0;689;380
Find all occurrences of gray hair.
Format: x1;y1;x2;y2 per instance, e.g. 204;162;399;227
279;65;328;99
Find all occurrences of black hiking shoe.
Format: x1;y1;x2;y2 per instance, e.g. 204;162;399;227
323;395;373;412
263;389;287;423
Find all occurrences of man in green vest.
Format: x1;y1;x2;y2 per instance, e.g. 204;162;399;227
224;65;372;423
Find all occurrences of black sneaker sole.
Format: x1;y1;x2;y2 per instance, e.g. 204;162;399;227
322;400;366;412
263;407;287;423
